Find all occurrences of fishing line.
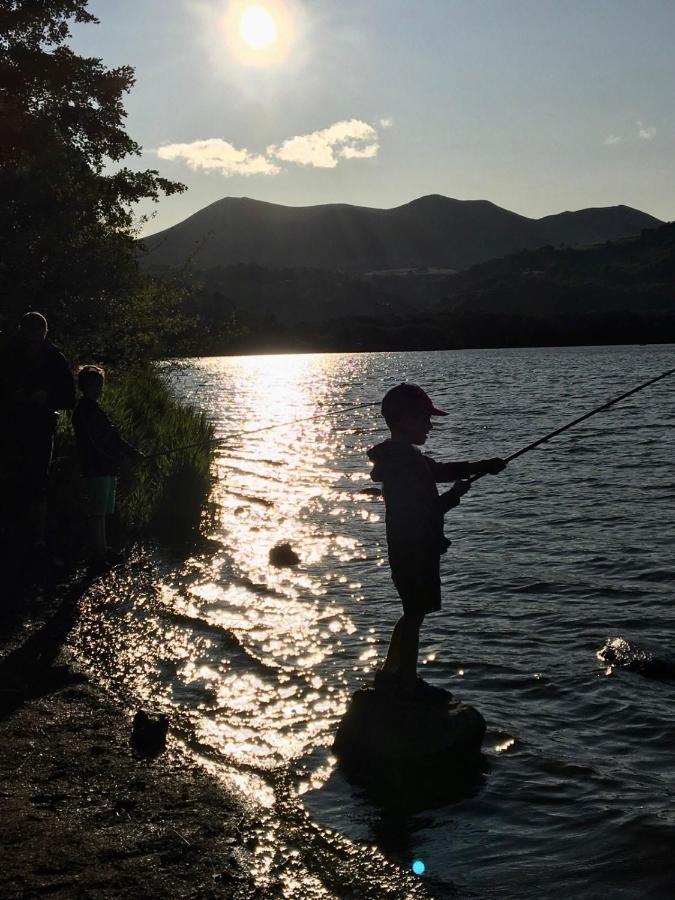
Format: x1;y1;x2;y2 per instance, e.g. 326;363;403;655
144;400;379;460
145;365;673;467
470;364;675;482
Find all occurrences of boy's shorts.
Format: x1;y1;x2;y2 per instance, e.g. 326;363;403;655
84;475;117;516
388;550;442;617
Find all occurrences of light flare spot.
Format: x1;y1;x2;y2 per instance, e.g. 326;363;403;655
239;4;278;49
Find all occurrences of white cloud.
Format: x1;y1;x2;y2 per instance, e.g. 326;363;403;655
379;117;393;129
156;120;382;177
603;134;622;145
637;120;657;141
157;139;280;176
267;119;379;168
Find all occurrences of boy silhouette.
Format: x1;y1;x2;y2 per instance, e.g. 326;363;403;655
72;365;143;568
367;383;506;701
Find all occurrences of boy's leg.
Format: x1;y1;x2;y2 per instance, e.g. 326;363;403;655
28;500;47;547
381;616;405;673
85;477;108;561
397;612;425;689
381;611;425;681
89;514;106;560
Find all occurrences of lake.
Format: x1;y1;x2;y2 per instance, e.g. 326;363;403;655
71;345;675;898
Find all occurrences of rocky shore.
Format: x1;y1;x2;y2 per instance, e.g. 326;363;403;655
0;567;262;899
0;568;439;900
0;678;261;899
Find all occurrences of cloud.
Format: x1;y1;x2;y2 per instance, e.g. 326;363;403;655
603;134;622;145
637;120;657;141
379;117;393;129
267;119;379;168
157;139;280;176
157;120;382;177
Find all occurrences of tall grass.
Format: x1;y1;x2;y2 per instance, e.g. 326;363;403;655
52;366;215;552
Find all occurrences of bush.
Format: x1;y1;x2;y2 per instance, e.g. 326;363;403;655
51;366;215;554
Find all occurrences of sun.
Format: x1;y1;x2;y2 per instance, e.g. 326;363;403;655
222;0;293;66
239;4;278;50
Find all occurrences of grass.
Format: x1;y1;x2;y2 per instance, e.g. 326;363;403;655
51;366;216;555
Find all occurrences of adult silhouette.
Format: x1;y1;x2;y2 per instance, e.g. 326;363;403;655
0;312;75;557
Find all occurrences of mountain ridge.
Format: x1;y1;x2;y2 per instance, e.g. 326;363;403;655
142;194;663;273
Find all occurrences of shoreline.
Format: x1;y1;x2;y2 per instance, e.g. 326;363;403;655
0;676;262;899
0;571;262;898
162;339;675;361
0;566;436;900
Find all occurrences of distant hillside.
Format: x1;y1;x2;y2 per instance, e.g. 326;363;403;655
171;221;675;355
142;195;661;273
436;219;675;315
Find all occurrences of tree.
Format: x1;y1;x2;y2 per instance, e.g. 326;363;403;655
0;0;186;357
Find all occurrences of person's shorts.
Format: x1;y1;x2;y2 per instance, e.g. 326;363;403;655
388;550;442;617
84;476;117;516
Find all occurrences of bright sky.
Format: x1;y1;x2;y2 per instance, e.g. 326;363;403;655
71;0;675;234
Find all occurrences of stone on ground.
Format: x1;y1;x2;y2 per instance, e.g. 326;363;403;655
333;687;486;801
269;542;300;567
130;709;169;757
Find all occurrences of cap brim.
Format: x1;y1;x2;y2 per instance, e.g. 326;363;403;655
430;406;448;416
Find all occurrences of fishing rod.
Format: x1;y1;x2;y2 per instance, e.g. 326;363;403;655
470;364;675;482
143;400;380;460
145;364;674;465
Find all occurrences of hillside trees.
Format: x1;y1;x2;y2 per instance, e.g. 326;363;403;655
0;0;186;359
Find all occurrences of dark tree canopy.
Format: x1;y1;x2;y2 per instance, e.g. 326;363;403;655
0;0;186;357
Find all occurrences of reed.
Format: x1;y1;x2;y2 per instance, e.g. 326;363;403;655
53;366;215;551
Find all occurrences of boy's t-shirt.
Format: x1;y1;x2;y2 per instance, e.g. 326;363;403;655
367;440;471;560
72;397;136;477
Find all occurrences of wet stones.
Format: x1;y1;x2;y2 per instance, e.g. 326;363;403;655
598;637;675;679
333;688;486;802
130;710;169;757
269;542;300;567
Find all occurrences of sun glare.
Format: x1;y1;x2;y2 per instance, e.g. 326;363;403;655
239;4;278;50
224;0;294;66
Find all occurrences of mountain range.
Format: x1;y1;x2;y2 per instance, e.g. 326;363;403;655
142;195;662;273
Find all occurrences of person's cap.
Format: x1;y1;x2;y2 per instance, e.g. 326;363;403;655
381;383;447;421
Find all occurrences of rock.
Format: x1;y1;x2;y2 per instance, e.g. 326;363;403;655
130;709;169;757
269;542;300;567
598;637;675;679
358;487;382;497
333;687;485;802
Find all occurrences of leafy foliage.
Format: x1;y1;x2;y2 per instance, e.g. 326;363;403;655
53;367;215;547
0;0;186;358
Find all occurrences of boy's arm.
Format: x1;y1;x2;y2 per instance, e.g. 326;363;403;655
89;408;141;461
427;457;506;482
109;422;143;460
439;480;471;513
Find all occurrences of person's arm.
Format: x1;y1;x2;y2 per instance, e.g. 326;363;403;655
427;456;506;482
45;349;76;411
439;480;471;513
86;407;140;462
107;419;143;461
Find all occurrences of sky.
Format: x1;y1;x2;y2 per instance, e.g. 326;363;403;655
70;0;675;235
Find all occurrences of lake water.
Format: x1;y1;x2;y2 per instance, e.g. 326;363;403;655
71;345;675;898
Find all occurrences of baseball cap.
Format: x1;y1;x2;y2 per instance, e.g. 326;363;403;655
381;383;447;421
